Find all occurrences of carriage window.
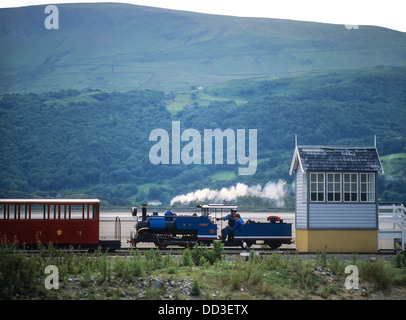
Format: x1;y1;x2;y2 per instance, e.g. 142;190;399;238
48;205;56;219
310;173;324;202
0;204;7;219
360;173;375;202
31;205;47;219
21;205;28;219
91;205;98;219
344;173;358;202
8;205;16;219
71;205;86;219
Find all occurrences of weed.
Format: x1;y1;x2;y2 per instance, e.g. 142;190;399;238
1;243;405;300
358;259;392;291
145;249;164;271
0;243;44;299
191;241;224;265
181;248;194;267
191;279;201;296
395;252;406;268
328;255;346;274
316;246;328;268
263;251;286;270
98;253;111;283
166;266;177;274
392;267;406;286
164;252;176;268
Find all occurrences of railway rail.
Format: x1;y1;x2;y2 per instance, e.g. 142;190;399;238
11;245;399;259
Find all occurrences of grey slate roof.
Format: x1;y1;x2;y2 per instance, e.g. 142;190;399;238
289;145;384;175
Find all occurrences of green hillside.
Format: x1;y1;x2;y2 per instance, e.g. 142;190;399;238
1;3;405;93
0;66;405;206
0;3;405;207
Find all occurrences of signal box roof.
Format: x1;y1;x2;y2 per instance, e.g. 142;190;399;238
289;145;384;175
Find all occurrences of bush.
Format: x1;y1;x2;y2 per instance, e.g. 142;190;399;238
359;259;392;291
113;255;144;280
394;252;406;268
181;249;194;267
144;249;164;271
191;279;201;296
191;241;224;265
0;244;46;299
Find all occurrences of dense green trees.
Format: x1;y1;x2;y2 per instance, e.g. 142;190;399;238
0;67;405;206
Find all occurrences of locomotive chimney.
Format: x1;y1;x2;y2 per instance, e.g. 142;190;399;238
142;204;147;220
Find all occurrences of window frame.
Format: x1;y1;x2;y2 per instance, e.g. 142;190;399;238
310;172;325;202
360;173;375;202
343;173;358;202
327;173;342;202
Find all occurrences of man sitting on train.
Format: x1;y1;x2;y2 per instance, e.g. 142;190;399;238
221;213;244;241
217;209;244;227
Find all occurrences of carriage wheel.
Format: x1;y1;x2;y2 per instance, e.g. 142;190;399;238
265;241;282;250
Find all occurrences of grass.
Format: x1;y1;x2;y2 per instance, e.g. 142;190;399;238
210;170;236;181
380;153;406;177
165;89;247;115
1;242;406;300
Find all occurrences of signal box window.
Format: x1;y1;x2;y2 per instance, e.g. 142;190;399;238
360;173;375;202
344;173;358;202
310;173;324;202
327;173;341;202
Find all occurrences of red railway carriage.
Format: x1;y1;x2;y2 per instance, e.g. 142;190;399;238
0;199;100;247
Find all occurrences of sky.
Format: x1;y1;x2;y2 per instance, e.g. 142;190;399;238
1;0;405;32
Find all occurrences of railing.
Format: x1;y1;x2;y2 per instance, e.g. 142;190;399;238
378;202;406;251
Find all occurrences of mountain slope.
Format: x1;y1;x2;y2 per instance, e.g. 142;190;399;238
0;3;405;92
0;66;405;205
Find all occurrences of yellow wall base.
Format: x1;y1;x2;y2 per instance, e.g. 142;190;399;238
296;229;378;252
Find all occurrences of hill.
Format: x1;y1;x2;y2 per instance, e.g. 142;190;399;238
0;66;405;206
0;3;405;93
0;3;405;207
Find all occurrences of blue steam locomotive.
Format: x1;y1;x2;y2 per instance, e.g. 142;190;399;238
130;204;292;249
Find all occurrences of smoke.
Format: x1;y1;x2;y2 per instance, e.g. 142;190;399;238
170;180;287;207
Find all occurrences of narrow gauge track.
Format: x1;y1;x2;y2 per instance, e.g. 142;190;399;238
15;246;293;256
113;247;297;256
15;246;398;258
113;248;399;258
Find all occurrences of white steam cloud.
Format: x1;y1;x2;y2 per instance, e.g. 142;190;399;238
170;180;287;207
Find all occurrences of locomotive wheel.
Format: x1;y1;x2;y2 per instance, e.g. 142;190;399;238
159;242;167;249
241;240;255;249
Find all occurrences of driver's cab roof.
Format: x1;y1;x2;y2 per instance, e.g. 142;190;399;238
197;204;238;210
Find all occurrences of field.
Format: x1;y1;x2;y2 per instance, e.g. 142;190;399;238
1;243;406;301
1;3;405;93
380;153;406;177
1;3;405;207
